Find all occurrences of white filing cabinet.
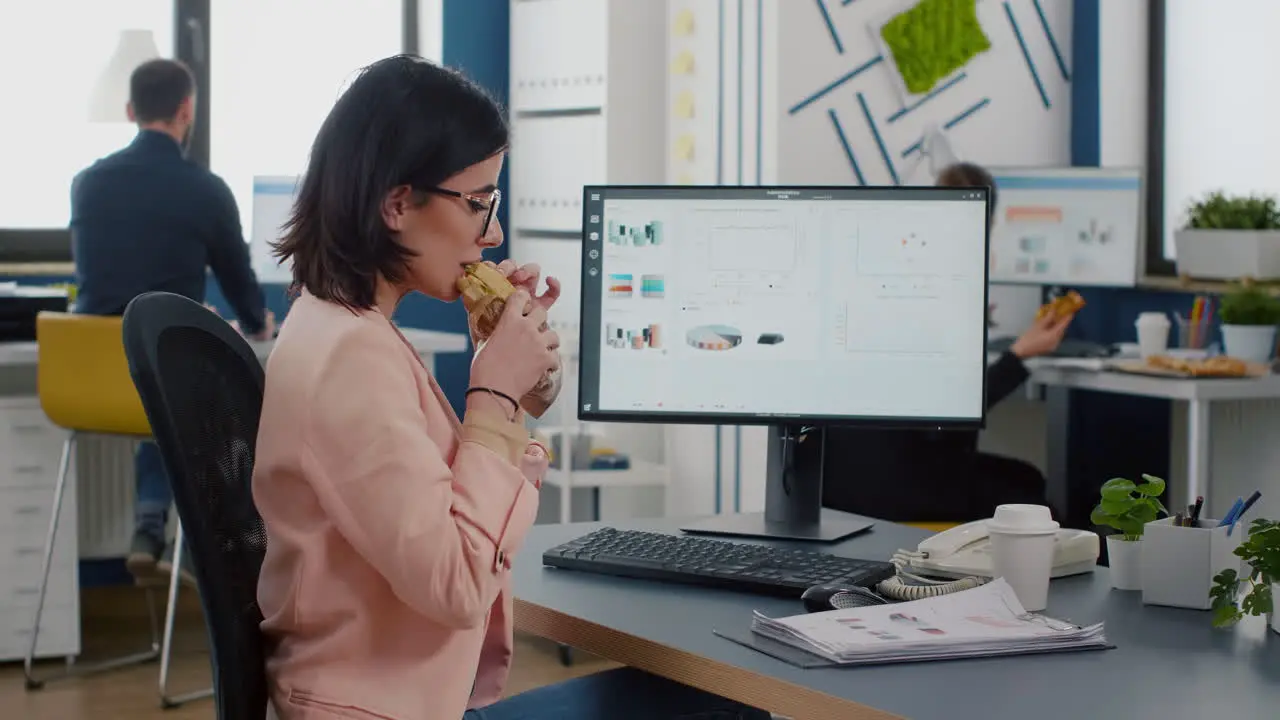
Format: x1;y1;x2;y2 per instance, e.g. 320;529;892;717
0;397;80;661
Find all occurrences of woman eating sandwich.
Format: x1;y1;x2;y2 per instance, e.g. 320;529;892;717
251;54;768;720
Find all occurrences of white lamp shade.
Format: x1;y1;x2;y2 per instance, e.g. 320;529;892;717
89;29;161;123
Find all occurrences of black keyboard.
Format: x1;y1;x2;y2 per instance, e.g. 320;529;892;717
542;527;897;598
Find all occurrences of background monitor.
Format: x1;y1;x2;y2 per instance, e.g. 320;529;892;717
987;167;1143;288
249;175;300;285
578;185;992;541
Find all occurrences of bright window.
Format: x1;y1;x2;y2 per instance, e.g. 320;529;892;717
209;0;403;260
0;1;174;228
1163;1;1280;258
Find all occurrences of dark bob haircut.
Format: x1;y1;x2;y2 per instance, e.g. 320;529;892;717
936;161;997;222
273;55;509;310
129;59;195;124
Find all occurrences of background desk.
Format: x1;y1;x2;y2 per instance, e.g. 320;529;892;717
0;328;468;662
514;517;1280;720
1023;364;1280;525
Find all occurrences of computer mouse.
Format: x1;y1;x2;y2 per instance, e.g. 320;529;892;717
801;585;890;613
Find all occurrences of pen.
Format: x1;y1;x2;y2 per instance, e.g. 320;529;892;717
1218;497;1244;528
1189;496;1204;528
1173;512;1185;528
1229;491;1263;536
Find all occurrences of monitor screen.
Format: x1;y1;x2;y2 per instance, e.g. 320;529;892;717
987;167;1142;288
577;186;991;427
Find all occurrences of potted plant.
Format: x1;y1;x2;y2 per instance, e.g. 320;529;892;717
1210;518;1280;634
1174;192;1280;281
1090;474;1167;591
1218;284;1280;363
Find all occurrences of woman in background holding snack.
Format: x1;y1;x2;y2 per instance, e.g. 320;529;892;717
253;55;768;720
816;162;1078;523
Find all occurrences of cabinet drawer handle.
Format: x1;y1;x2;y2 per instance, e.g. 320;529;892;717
14;465;44;474
13;587;39;596
11;424;47;434
15;546;42;557
14;505;43;516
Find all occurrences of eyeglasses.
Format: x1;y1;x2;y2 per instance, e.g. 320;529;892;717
423;187;502;238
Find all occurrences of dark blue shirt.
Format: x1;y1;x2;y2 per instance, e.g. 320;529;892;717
70;130;266;335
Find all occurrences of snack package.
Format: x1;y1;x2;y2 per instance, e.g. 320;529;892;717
456;263;562;418
1035;290;1086;321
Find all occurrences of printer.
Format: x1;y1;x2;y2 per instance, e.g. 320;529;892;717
0;285;70;342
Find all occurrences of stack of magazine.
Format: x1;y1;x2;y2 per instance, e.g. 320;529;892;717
751;579;1108;665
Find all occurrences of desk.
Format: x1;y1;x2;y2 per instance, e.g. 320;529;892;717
1026;364;1280;517
514;517;1280;720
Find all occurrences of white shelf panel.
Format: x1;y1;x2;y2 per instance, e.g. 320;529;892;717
510;0;608;112
510;235;584;329
510;113;606;232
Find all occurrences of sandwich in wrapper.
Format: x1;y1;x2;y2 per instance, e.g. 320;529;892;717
457;263;562;418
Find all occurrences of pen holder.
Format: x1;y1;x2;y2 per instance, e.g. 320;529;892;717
1140;517;1243;610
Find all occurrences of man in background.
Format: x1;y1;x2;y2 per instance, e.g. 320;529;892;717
70;58;274;585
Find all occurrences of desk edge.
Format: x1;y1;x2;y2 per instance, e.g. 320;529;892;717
513;598;902;720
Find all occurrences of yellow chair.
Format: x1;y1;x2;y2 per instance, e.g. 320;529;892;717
25;313;161;688
903;522;963;534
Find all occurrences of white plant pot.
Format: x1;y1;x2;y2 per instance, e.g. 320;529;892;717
1174;229;1280;280
1221;324;1277;363
1106;536;1142;591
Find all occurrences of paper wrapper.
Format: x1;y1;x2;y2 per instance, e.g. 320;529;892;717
462;274;562;419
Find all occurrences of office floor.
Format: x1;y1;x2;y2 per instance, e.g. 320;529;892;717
2;586;615;719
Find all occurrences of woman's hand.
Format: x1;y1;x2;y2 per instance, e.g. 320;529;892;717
470;289;561;406
1010;311;1074;359
494;259;561;311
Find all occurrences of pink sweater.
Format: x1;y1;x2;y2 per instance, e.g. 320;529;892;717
253;292;546;720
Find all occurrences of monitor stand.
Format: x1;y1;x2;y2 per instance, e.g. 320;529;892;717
679;425;874;543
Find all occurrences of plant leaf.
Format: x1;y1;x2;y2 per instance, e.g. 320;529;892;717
1099;478;1137;501
1138;475;1167;497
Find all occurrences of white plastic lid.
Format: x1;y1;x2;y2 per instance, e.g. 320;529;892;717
986;504;1059;535
1135;311;1170;326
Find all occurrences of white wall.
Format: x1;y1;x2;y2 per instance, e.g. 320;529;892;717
1097;0;1146;169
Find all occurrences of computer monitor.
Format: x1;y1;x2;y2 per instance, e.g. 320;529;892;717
578;185;992;542
987;166;1142;288
249;175;301;285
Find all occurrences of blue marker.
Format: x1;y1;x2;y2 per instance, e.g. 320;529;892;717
1227;491;1263;536
1217;497;1244;529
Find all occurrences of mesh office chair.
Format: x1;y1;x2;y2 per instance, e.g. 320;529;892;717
122;291;270;720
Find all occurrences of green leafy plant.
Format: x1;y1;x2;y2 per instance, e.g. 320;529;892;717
1184;191;1280;230
1090;475;1167;541
881;0;991;95
1210;518;1280;628
1218;284;1280;326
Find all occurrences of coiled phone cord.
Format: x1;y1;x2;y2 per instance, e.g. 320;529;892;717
875;551;986;601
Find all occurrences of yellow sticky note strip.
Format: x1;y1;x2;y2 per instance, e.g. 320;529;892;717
671;50;695;76
677;173;695;185
674;134;695;161
674;90;696;119
673;9;695;36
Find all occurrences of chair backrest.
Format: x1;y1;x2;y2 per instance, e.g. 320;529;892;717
121;292;269;720
36;312;151;436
